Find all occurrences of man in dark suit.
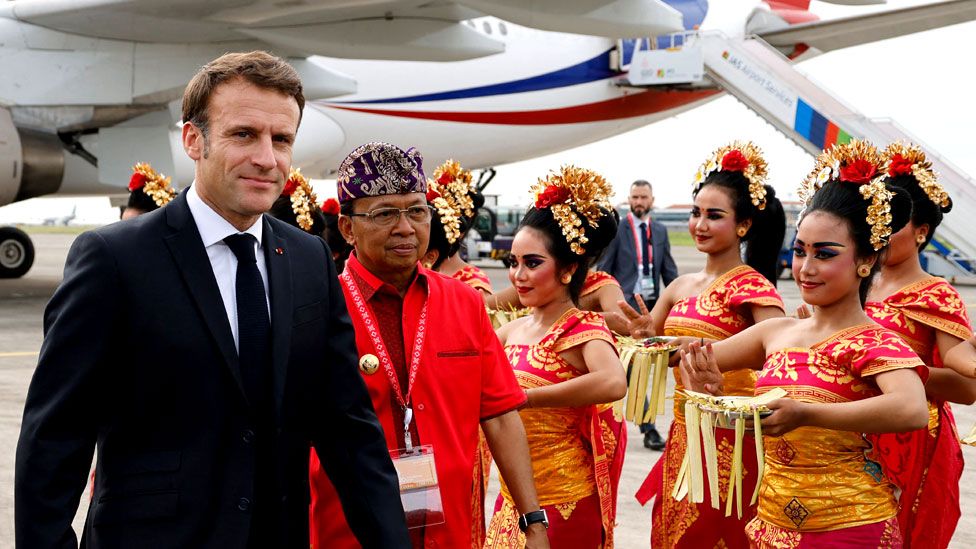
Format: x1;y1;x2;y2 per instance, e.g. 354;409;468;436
15;51;409;549
597;179;678;450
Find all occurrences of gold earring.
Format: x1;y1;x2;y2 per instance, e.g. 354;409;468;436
916;234;926;244
736;227;747;237
561;274;572;284
857;264;872;278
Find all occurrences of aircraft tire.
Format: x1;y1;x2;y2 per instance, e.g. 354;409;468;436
0;226;34;279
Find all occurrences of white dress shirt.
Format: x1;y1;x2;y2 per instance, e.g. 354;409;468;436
186;184;270;350
632;212;652;297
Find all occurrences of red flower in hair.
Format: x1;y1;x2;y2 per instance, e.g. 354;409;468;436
426;188;442;202
321;198;340;215
721;150;749;172
839;159;878;184
282;177;299;197
888;154;914;177
128;172;147;191
535;185;571;208
437;172;453;185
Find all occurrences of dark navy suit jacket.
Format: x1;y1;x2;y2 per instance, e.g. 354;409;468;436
15;191;409;549
598;214;678;308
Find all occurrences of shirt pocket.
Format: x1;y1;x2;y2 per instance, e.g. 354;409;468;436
428;350;482;421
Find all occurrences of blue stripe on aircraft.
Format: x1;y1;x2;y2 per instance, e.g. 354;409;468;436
336;1;708;105
794;99;813;144
336;49;618;105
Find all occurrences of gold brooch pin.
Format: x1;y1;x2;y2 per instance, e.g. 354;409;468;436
359;354;380;375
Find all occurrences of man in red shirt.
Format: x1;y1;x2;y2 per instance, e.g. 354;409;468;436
310;142;549;548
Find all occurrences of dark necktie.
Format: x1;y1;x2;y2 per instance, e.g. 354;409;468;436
223;233;271;411
639;221;651;276
224;233;274;545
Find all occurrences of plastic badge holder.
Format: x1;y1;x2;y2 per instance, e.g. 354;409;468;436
390;445;445;529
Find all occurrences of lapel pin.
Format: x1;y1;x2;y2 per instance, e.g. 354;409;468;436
275;247;284;255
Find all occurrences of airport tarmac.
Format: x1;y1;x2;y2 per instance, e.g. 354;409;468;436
2;231;976;547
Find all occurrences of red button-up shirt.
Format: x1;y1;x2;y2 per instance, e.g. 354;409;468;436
310;254;526;548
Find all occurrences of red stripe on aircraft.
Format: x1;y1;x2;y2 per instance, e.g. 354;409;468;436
824;122;840;148
324;89;719;126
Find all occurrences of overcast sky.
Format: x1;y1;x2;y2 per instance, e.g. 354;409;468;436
1;0;972;224
484;0;976;209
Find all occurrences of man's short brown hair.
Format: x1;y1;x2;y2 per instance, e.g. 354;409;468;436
182;51;305;138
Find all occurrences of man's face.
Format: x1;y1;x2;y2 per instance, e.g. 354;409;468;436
182;78;300;230
339;193;431;281
629;185;654;217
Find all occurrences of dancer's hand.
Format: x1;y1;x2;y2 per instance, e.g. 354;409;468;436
761;398;808;436
678;340;724;395
618;295;654;339
795;304;813;319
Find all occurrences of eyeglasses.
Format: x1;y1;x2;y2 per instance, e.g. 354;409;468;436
347;205;433;227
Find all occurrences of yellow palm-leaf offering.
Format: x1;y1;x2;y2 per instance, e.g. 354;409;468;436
671;387;787;517
617;336;677;425
962;422;976;446
487;305;531;329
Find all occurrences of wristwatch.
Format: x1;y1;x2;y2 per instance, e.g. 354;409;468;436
518;509;549;532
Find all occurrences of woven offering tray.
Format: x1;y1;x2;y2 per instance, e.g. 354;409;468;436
672;388;787;517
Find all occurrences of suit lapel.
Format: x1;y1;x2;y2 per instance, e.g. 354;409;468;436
163;193;248;401
263;219;292;417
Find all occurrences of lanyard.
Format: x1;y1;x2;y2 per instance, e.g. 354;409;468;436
628;213;653;268
341;270;429;449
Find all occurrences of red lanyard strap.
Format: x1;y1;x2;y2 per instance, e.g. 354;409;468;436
628;213;652;266
340;271;428;410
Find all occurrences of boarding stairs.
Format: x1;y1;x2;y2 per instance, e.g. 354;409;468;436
620;31;976;281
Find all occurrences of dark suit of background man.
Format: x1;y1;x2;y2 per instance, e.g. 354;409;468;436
597;179;678;451
15;51;409;549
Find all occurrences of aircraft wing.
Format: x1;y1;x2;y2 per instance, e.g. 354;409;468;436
758;0;976;54
3;0;684;61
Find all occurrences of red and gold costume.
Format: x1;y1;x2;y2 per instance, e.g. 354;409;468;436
865;277;971;548
581;269;628;509
309;254;526;548
452;264;493;294
485;309;618;548
450;263;494;542
748;324;926;547
636;265;784;548
581;270;620;298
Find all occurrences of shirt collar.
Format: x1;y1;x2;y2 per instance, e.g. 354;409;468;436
345;252;426;301
187;183;264;247
632;211;651;224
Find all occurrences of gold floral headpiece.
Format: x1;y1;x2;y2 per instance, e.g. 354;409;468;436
692;141;769;210
128;162;176;207
799;139;892;251
282;168;318;232
882;141;951;211
427;159;475;245
530;165;613;255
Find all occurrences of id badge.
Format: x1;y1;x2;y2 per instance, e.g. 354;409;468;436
390;445;445;529
639;274;657;300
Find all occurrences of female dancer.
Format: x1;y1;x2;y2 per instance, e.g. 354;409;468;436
633;141;787;549
865;142;976;547
680;139;929;547
422;159;493;294
485;166;627;548
485;238;630;332
268;168;326;234
122;162;176;219
320;197;352;271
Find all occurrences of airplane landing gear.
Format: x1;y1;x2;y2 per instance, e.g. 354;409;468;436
0;226;35;278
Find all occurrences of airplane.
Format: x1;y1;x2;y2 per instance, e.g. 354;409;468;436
0;0;974;278
41;205;77;227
